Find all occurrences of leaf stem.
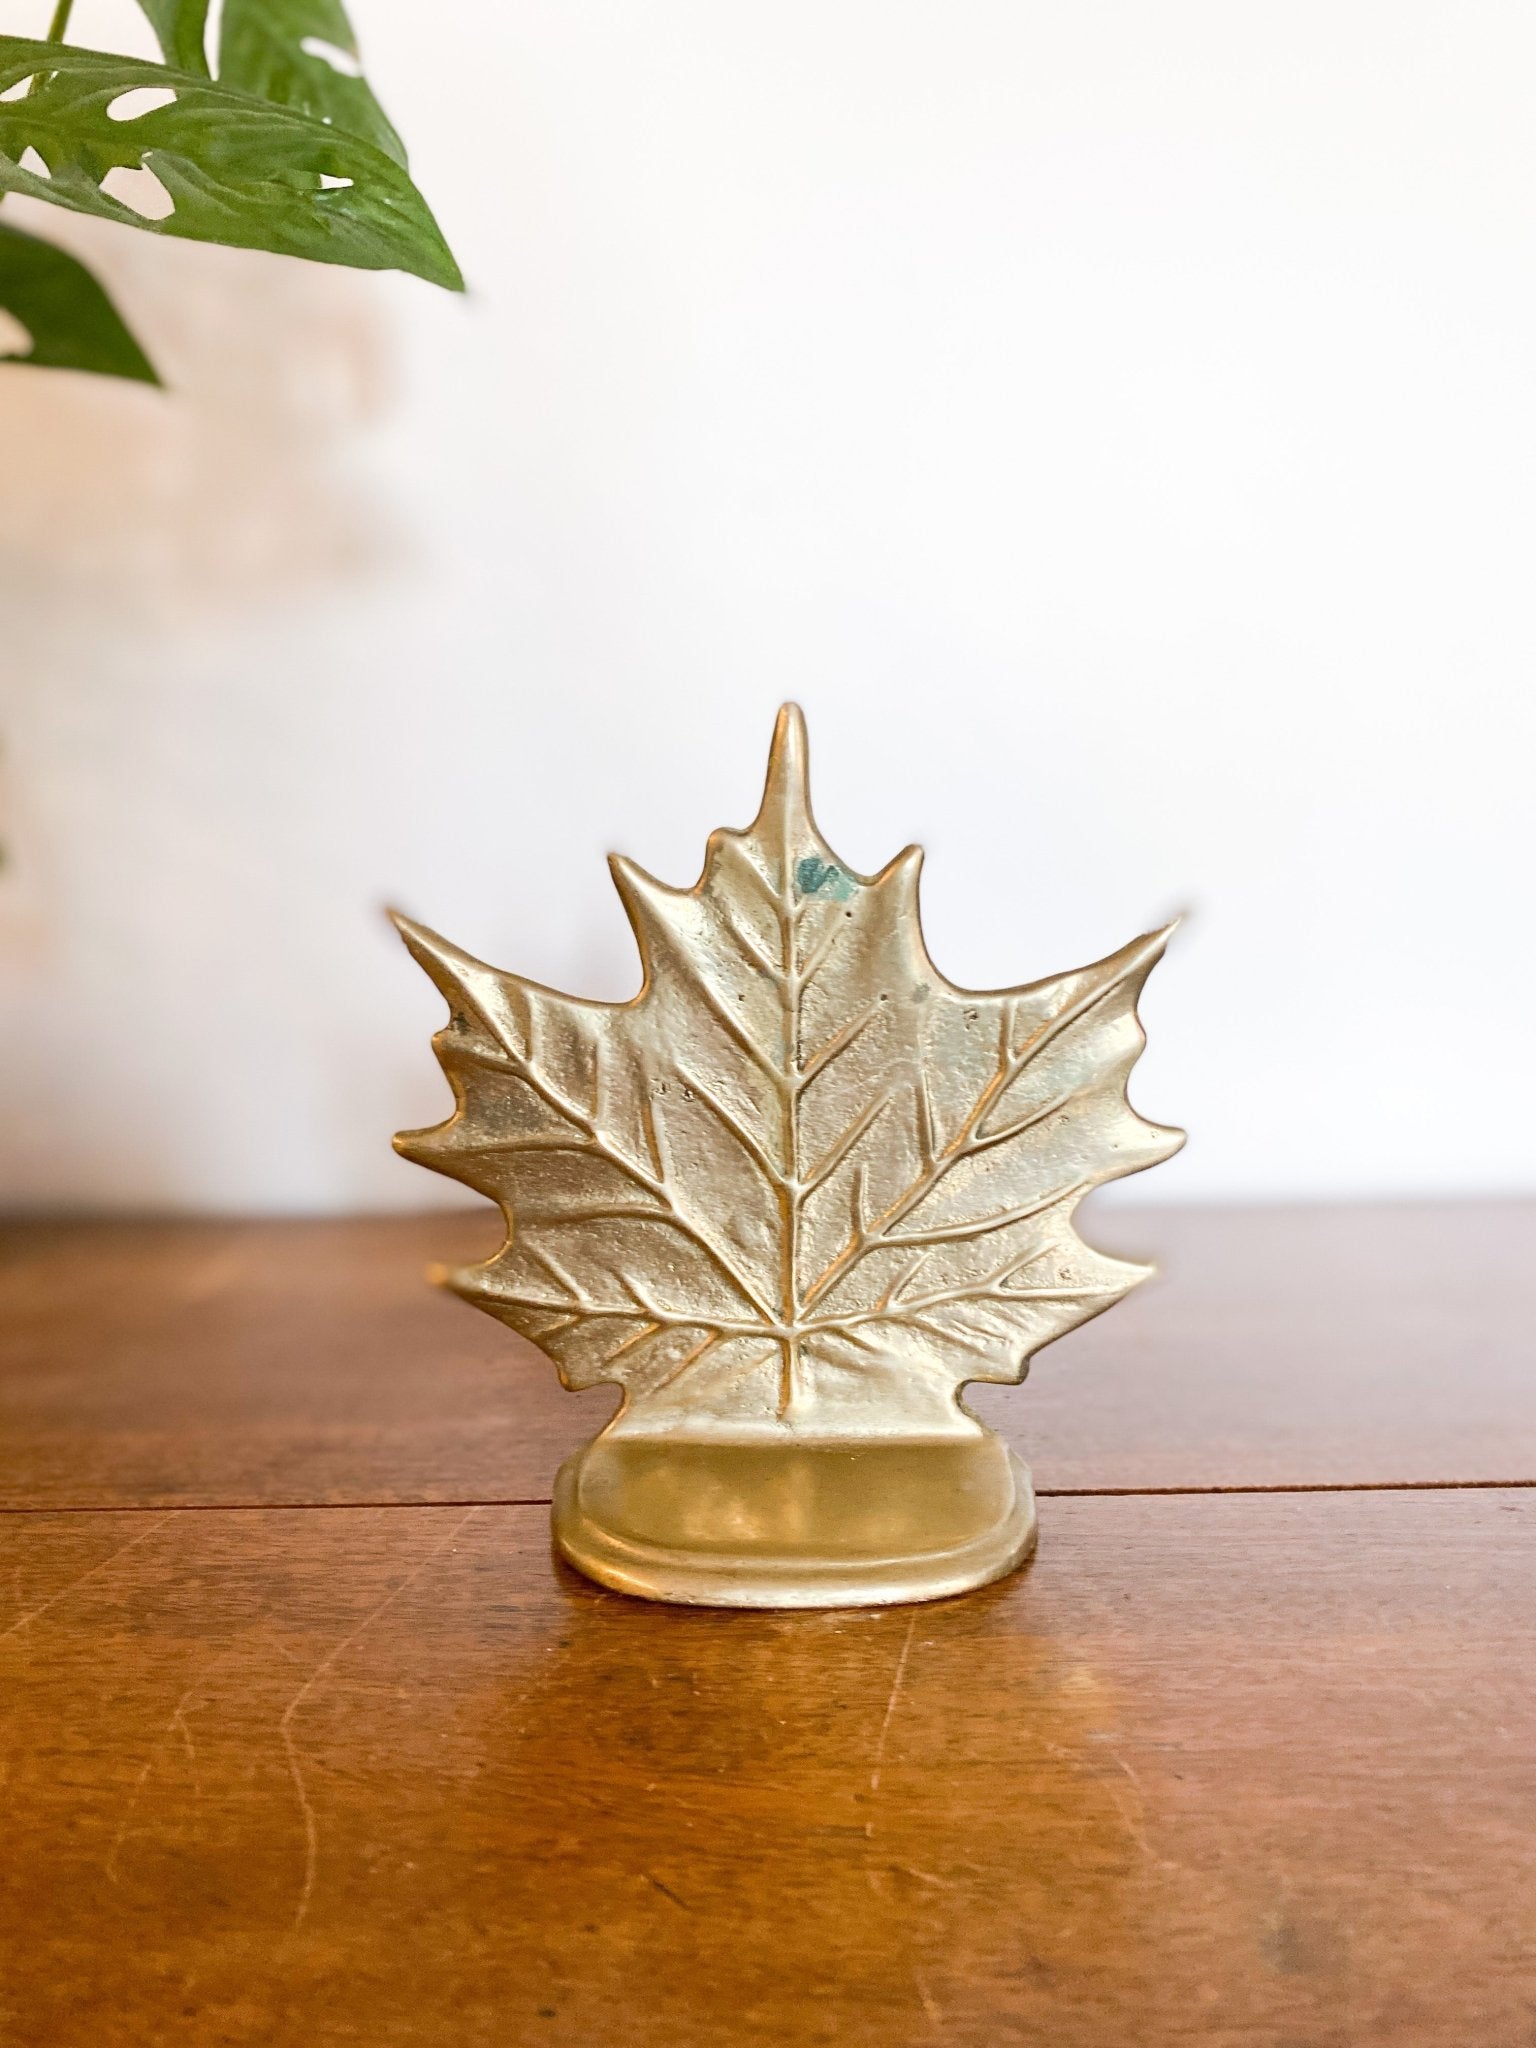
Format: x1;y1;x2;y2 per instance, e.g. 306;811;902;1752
20;0;74;103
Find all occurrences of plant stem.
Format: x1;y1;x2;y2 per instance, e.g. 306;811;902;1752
20;0;73;101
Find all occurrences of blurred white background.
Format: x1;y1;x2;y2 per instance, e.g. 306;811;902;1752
2;0;1533;1213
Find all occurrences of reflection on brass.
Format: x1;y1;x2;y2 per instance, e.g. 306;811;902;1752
393;706;1182;1606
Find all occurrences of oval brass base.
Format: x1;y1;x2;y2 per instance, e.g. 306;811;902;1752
552;1431;1037;1609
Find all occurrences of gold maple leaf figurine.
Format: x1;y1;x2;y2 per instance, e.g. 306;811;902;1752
394;705;1183;1608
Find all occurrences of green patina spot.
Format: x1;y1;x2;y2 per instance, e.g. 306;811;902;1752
795;856;855;902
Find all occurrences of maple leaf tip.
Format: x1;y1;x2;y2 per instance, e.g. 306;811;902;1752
1132;916;1184;964
608;850;675;903
768;703;809;778
872;841;925;900
386;910;490;1009
608;852;683;973
387;906;434;954
387;907;443;959
755;703;813;846
387;905;430;942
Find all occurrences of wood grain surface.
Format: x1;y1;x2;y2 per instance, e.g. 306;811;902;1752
3;1200;1533;1508
2;1489;1533;2047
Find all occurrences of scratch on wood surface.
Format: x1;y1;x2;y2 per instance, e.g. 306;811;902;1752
106;1754;161;1887
869;1611;918;1799
1100;1738;1143;1801
281;1507;480;1933
0;1516;172;1644
863;1611;919;1883
1094;1735;1164;1866
912;1968;942;2028
1019;1722;1166;1869
107;1672;211;1887
642;1872;692;1912
171;1700;202;1790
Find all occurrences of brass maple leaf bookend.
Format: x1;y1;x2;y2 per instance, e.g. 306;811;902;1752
393;706;1183;1607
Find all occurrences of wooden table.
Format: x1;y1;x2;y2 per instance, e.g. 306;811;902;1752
3;1200;1533;2046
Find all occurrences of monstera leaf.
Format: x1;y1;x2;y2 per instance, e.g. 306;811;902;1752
136;0;402;156
134;0;213;77
213;0;406;163
395;707;1183;1438
0;35;458;288
0;216;158;381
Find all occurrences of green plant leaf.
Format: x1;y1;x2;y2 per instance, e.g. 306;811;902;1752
0;215;159;381
217;0;404;165
0;37;462;289
135;0;210;77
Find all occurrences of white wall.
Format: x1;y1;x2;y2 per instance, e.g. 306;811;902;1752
3;0;1534;1213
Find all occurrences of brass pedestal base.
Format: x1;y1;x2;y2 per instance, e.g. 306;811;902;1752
552;1431;1037;1609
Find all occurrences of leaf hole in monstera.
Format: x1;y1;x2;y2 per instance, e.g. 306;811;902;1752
319;174;354;191
17;145;49;179
106;87;177;122
202;0;226;70
100;165;174;221
0;75;34;101
301;35;364;77
0;307;32;359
